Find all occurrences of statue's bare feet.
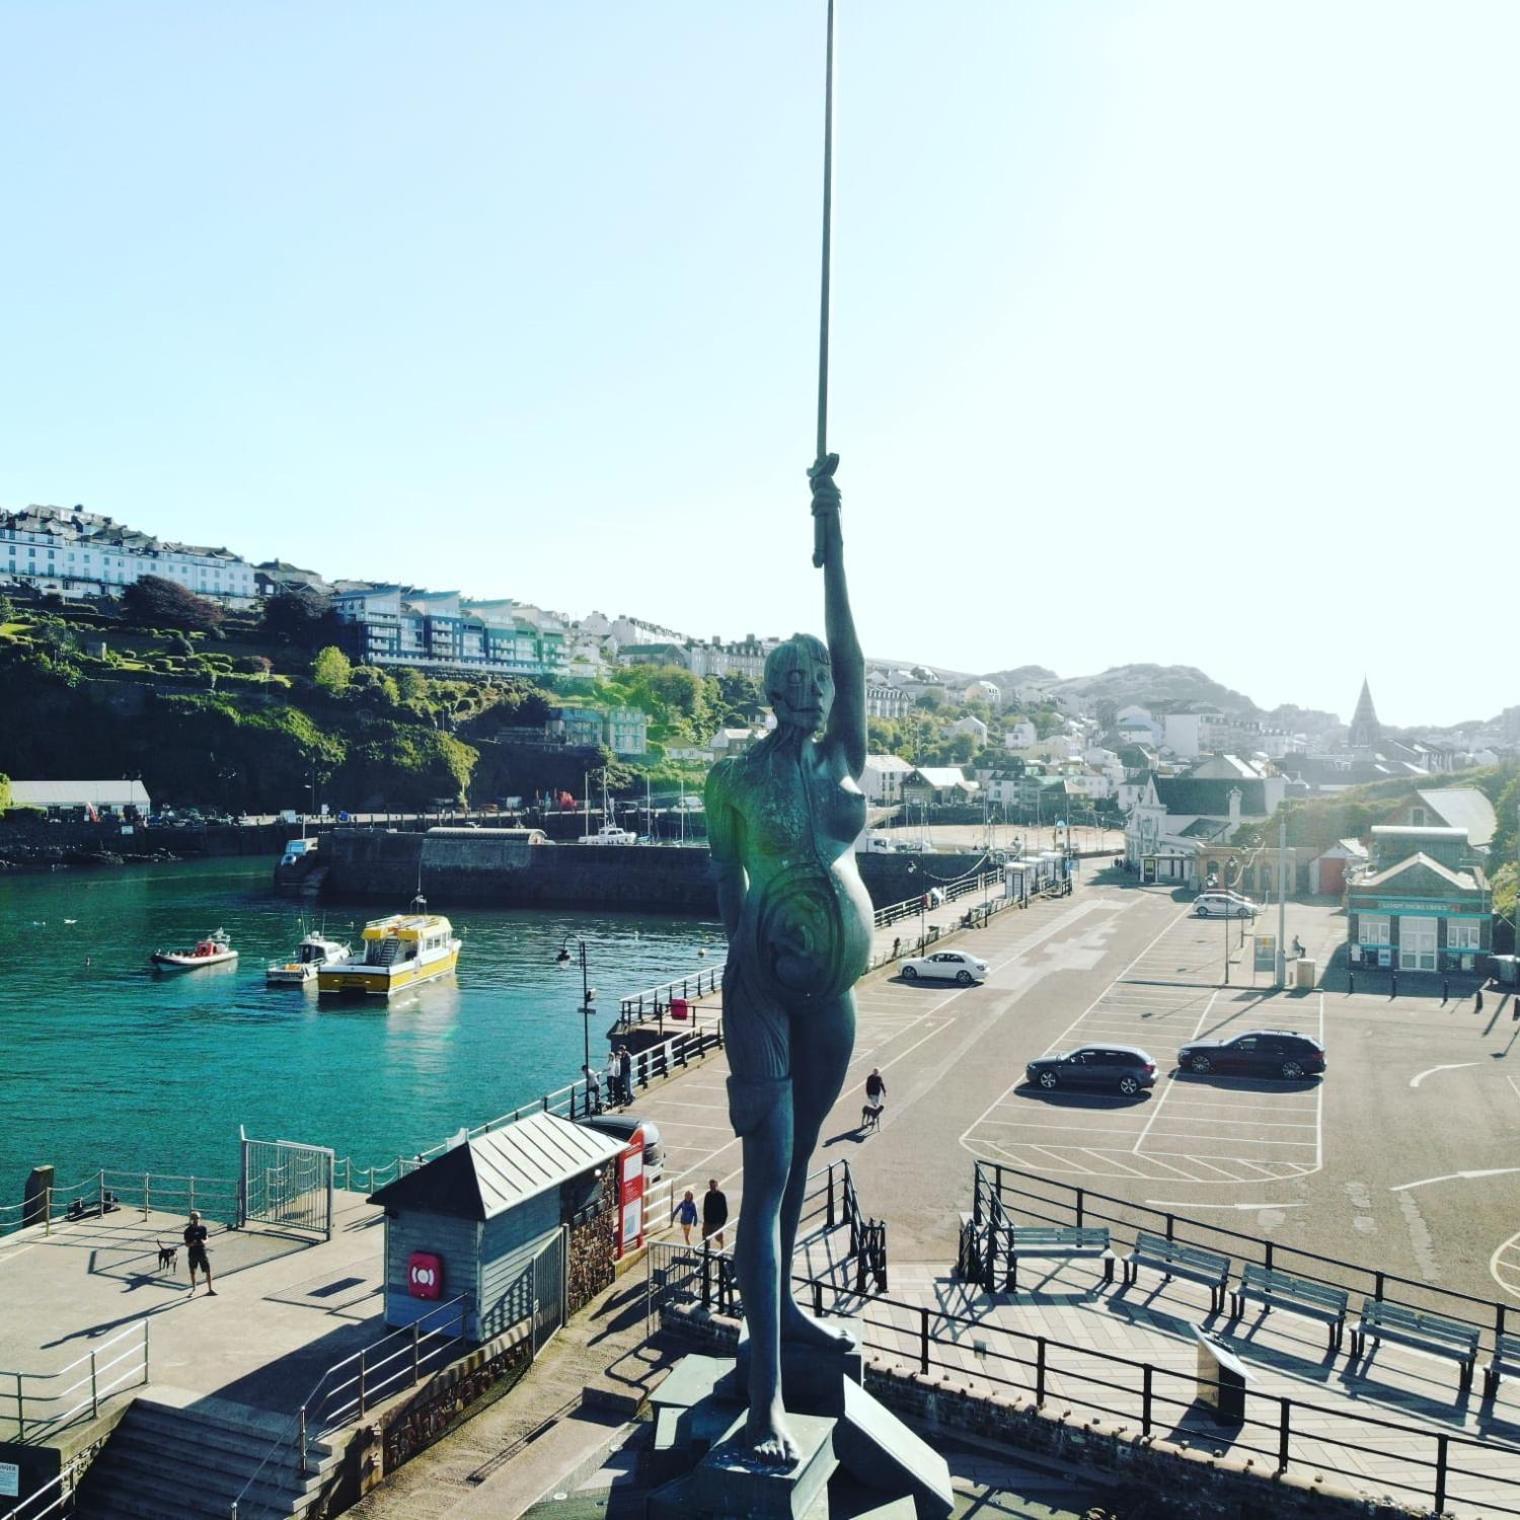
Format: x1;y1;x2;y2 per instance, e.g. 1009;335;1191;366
781;1299;857;1353
743;1398;799;1467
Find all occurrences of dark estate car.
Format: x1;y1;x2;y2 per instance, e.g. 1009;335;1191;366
1025;1045;1157;1097
1176;1029;1325;1080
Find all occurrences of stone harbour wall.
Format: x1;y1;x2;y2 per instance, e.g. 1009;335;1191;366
321;829;993;914
659;1303;1433;1520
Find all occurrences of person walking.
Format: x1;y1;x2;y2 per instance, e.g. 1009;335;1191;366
604;1048;621;1107
677;1189;699;1246
582;1064;602;1116
865;1067;886;1114
618;1046;633;1107
183;1210;214;1297
701;1178;728;1251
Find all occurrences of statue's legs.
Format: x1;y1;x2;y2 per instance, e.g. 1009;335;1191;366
778;990;857;1348
724;963;801;1463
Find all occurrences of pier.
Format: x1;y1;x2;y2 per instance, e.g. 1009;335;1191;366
10;871;1520;1517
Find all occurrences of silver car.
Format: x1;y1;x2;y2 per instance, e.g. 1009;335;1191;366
899;950;988;986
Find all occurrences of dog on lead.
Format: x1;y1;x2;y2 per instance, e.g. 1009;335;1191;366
860;1102;883;1134
156;1241;178;1274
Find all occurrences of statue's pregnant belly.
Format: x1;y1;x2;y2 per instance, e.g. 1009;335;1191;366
741;860;873;1000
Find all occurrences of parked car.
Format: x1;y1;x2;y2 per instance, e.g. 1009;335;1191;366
899;950;988;986
1025;1045;1157;1097
1177;1029;1325;1079
576;1114;663;1181
1193;892;1260;918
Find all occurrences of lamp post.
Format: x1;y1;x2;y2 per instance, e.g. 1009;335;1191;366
1222;855;1237;985
555;937;597;1078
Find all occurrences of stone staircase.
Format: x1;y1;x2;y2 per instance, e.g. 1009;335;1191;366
72;1396;343;1520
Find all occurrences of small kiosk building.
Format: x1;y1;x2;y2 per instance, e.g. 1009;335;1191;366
368;1112;624;1343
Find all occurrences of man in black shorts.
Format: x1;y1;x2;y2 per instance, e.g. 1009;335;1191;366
701;1178;728;1250
183;1210;215;1296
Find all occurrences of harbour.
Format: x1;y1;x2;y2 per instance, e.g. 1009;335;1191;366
0;857;723;1194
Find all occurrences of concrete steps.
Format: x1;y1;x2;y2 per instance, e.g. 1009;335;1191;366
73;1397;341;1520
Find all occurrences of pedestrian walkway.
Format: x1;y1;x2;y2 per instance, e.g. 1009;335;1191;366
832;1257;1520;1519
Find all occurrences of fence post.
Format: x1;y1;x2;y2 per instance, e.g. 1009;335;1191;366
1075;1187;1084;1229
826;1164;836;1230
1434;1433;1448;1514
1277;1398;1290;1471
1035;1338;1046;1404
702;1249;712;1309
143;1320;150;1385
1142;1365;1153;1434
919;1307;930;1374
358;1350;367;1417
1264;1241;1274;1272
144;1174;151;1219
299;1408;308;1473
412;1323;421;1385
15;1372;24;1440
189;1177;196;1216
1499;1303;1508;1344
1165;1212;1175;1243
99;1169;106;1215
90;1351;99;1418
1374;1270;1385;1302
44;1185;51;1236
813;1280;824;1316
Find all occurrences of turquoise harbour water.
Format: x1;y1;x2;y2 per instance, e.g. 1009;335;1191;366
0;858;722;1195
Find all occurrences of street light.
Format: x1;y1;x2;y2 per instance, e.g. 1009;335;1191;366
1222;855;1237;985
555;937;597;1078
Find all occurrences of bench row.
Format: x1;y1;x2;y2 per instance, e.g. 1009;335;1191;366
969;1221;1513;1395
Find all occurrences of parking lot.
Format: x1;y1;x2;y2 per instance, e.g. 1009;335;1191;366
961;907;1329;1185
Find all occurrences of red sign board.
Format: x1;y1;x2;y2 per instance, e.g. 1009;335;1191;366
615;1130;646;1259
408;1251;443;1300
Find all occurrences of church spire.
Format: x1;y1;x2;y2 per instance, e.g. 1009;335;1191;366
1348;677;1381;749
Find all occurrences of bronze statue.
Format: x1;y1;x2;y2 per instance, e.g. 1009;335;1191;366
706;452;869;1463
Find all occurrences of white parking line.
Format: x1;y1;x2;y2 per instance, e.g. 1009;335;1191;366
1128;991;1219;1158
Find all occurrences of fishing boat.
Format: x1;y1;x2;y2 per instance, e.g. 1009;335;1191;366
266;930;352;987
151;929;238;972
317;897;460;998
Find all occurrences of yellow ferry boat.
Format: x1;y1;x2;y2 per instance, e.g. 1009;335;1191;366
317;898;460;998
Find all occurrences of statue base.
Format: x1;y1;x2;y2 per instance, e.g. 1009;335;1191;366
647;1328;953;1519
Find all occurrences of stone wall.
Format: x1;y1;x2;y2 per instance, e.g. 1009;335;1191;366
321;829;992;914
567;1163;616;1314
659;1303;1430;1520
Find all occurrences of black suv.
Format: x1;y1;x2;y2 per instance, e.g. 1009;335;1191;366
1177;1029;1325;1080
1025;1045;1157;1097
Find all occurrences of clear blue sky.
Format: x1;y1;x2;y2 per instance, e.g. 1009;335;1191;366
3;2;1515;728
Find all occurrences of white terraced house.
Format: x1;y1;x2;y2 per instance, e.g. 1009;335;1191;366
0;504;258;606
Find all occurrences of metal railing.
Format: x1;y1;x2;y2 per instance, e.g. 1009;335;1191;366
650;1254;1520;1518
332;1022;726;1195
0;1456;85;1520
618;964;723;1026
228;1293;474;1520
0;1322;149;1444
0;1170;238;1239
971;1161;1520;1351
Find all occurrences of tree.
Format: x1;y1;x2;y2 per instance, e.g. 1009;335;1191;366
121;575;224;633
261;586;336;647
311;645;352;694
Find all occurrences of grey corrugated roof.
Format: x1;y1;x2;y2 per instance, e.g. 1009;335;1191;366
368;1112;624;1222
1417;789;1497;848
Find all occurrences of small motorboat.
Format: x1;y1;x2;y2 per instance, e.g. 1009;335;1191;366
267;931;352;986
151;928;238;972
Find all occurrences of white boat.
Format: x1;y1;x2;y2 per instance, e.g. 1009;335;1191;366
151;928;238;972
318;897;460;998
267;931;352;986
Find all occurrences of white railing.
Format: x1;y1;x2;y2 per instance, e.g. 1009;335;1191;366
0;1170;238;1239
0;1455;85;1520
0;1322;149;1443
333;1022;725;1195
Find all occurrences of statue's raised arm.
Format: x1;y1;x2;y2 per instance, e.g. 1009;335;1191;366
809;453;865;780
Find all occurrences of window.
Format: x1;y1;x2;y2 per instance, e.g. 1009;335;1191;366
1448;921;1482;952
1360;914;1391;946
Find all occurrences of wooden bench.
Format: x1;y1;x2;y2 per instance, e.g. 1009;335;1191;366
1483;1331;1520;1399
1124;1231;1231;1312
999;1226;1113;1292
1229;1263;1349;1350
1351;1299;1479;1391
